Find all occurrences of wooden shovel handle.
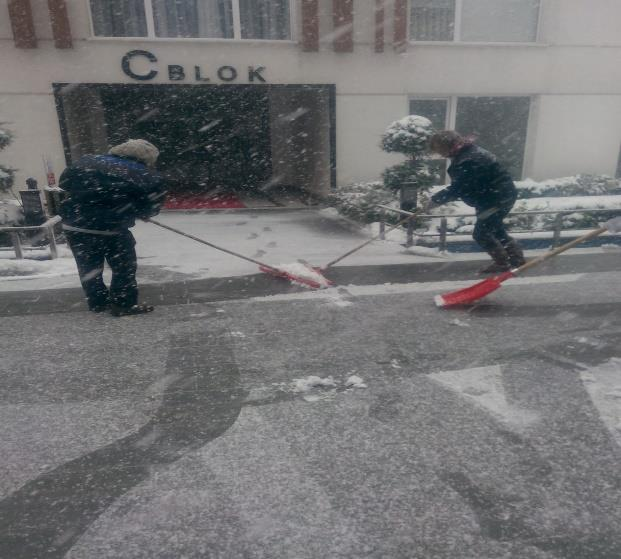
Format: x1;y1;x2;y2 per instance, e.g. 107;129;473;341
514;226;608;275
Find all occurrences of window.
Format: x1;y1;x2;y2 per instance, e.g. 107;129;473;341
410;96;531;179
410;98;450;180
410;0;455;41
240;0;290;40
90;0;148;37
410;0;540;43
90;0;291;40
152;0;234;38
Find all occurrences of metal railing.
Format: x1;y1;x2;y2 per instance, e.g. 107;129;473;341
0;215;61;259
379;208;621;251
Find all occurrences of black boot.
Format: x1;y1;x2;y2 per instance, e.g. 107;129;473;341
504;239;526;268
110;303;154;317
479;245;511;274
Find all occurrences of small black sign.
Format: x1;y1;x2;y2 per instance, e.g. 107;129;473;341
20;190;46;226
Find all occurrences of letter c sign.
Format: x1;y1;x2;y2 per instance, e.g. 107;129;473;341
122;50;158;81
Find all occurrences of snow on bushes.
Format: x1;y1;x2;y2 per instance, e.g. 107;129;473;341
380;115;434;156
516;174;620;198
0;125;15;192
326;181;400;225
330;174;621;231
381;115;437;195
0;200;23;227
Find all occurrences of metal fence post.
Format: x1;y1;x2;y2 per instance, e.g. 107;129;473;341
10;233;24;259
47;226;58;259
379;221;385;240
552;213;563;247
439;217;448;252
405;220;414;247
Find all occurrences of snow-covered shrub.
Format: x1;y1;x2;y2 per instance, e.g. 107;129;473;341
326;181;400;224
0;200;23;226
0;200;24;247
382;159;438;192
517;174;620;198
0;126;15;192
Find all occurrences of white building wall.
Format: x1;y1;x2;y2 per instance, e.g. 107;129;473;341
530;95;621;179
1;0;621;189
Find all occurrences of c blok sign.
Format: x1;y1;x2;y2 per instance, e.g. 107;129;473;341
121;50;267;83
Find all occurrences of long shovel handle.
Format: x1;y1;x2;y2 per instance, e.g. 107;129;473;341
514;226;608;275
146;218;281;273
325;213;419;269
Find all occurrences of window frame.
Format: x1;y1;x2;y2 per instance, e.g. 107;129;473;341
408;0;544;46
408;94;535;179
87;0;296;43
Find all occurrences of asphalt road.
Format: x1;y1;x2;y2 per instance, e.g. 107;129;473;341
1;257;621;558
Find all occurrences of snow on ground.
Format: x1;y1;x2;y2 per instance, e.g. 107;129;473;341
345;375;368;389
0;209;616;292
292;376;337;392
0;246;76;280
580;357;621;446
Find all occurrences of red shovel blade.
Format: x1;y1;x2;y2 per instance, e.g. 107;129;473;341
435;271;514;308
259;265;326;290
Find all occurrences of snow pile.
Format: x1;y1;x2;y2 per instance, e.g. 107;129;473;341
345;375;367;389
290;374;367;402
423;195;621;235
291;375;337;402
275;262;332;288
291;376;336;393
0;200;23;226
0;249;76;280
516;174;620;198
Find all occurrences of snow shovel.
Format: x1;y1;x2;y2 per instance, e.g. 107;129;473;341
146;218;330;289
434;217;621;308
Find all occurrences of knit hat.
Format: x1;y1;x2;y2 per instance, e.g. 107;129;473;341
109;139;159;167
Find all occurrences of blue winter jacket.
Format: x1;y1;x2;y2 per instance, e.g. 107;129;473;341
59;155;167;231
431;144;517;212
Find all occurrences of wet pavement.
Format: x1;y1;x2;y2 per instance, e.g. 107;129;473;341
1;255;621;558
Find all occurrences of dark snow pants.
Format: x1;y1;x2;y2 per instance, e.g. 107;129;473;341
66;230;138;311
472;204;514;252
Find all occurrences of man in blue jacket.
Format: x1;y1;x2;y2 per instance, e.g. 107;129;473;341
59;139;167;316
428;131;526;274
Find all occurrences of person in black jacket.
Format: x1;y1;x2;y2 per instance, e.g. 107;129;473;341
428;131;526;273
59;139;167;316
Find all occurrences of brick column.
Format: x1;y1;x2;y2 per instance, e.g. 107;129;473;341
375;0;385;53
394;0;407;53
301;0;319;52
333;0;353;53
48;0;72;48
8;0;37;48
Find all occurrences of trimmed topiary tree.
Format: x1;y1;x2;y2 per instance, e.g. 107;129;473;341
381;115;438;198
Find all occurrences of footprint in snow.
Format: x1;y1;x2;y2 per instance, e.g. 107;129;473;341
247;233;259;240
267;241;277;248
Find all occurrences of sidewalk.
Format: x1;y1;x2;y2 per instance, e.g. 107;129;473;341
1;209;620;295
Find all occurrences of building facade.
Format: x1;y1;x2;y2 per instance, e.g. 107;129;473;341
1;0;621;200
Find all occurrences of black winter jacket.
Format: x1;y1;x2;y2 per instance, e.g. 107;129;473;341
431;144;517;212
59;155;167;231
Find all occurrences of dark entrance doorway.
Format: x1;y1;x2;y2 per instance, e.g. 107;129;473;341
54;83;336;208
